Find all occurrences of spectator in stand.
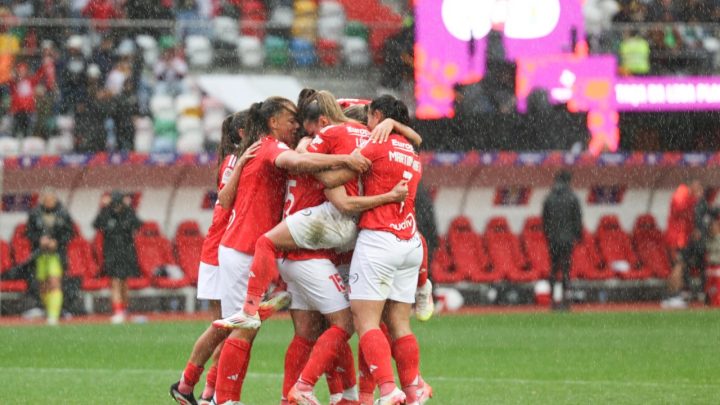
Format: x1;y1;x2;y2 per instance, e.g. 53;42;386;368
82;0;120;32
93;191;142;324
8;62;49;138
154;36;188;96
92;36;116;81
0;8;20;103
33;41;60;139
612;0;648;23
663;179;704;308
105;59;131;96
110;78;140;151
58;35;88;113
542;170;583;311
647;0;681;22
619;29;651;75
26;188;75;325
75;64;110;151
124;0;174;37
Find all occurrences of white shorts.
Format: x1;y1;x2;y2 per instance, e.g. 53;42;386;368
286;201;358;252
218;245;252;318
196;261;222;300
348;230;422;303
279;258;350;314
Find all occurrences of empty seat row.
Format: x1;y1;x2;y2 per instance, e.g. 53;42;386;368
1;221;205;294
432;214;673;284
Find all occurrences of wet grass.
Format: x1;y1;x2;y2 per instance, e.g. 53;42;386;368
0;310;719;404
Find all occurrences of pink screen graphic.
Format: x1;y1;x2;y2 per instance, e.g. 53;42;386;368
414;0;585;118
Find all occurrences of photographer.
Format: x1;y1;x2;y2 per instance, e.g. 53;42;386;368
93;191;142;324
26;189;74;325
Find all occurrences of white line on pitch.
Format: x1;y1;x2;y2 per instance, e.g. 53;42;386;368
0;367;716;389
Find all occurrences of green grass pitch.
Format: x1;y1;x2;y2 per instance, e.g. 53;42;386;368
1;310;719;404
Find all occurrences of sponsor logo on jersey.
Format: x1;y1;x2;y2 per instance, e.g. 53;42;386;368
390;213;417;234
391;138;415;152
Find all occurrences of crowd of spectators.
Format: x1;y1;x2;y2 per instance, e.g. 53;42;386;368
586;0;720;76
0;0;403;155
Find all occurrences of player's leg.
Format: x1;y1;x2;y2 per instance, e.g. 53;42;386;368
385;239;423;404
350;231;406;404
212;247;259;404
286;259;357;404
110;278;126;323
414;233;434;321
243;221;298;317
39;254;63;325
283;309;323;404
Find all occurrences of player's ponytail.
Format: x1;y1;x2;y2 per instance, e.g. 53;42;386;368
315;90;349;124
217;115;235;169
370;95;411;127
239;97;296;157
217;109;249;170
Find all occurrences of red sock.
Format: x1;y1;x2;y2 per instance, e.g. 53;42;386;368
244;236;280;315
299;326;350;387
112;301;125;314
359;329;395;395
283;335;314;398
392;334;420;403
417;234;429;288
336;339;357;389
358;344;375;396
201;364;218;399
326;368;344;396
178;362;204;395
214;338;252;403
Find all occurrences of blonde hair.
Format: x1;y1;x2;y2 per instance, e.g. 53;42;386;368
315;90;350;124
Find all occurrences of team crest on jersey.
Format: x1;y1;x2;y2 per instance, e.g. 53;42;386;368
311;136;323;145
278;142;290;150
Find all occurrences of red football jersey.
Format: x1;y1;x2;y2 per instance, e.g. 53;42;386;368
307;121;370;197
199;154;236;265
358;134;422;240
283;174;335;261
220;136;290;254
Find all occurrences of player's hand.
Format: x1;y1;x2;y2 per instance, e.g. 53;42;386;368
389;180;409;202
40;235;51;249
296;136;312;153
239;140;261;165
370;118;394;144
346;149;371;172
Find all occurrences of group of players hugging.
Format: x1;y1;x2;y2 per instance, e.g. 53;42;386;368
169;89;434;405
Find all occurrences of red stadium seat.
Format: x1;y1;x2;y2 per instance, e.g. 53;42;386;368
571;230;607;280
446;217;497;283
0;240;12;272
0;239;27;293
317;39;340;66
520;217;551;279
596;215;651;280
485;217;538;283
83;231;111;290
632;214;672;279
174;221;203;285
66;236;91;278
135;222;189;289
429;236;459;283
10;224;32;265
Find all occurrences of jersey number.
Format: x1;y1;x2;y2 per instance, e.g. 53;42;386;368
329;273;347;293
284;179;298;218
